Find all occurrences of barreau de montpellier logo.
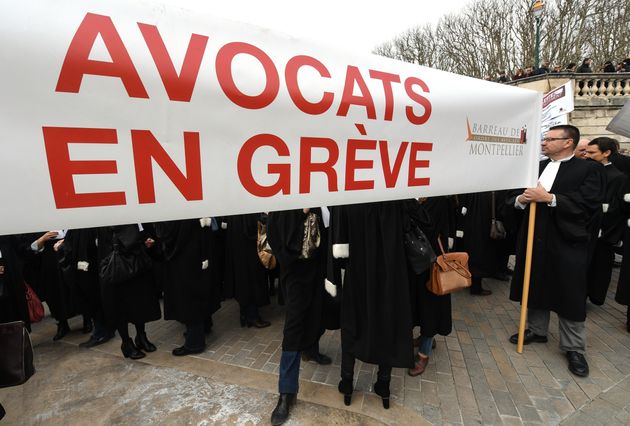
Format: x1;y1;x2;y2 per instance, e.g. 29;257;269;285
466;117;527;157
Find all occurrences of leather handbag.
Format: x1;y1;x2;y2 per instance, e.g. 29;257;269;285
404;225;437;275
299;212;321;259
24;283;44;323
257;221;277;270
99;242;152;286
427;238;472;296
0;321;35;388
490;192;507;240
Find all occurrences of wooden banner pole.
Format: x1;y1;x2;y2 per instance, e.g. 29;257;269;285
517;201;537;354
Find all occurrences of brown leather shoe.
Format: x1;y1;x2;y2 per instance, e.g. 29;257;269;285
408;355;429;376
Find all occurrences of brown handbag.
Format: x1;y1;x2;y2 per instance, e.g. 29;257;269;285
257;221;277;270
0;321;35;388
427;238;472;296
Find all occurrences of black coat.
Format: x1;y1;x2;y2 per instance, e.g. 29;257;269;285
0;235;31;327
223;214;269;308
330;201;414;368
97;225;161;326
267;209;329;351
508;158;605;321
154;219;221;323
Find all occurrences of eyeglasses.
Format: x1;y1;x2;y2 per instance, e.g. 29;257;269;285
541;137;568;142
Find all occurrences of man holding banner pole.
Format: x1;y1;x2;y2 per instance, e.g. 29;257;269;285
507;124;604;378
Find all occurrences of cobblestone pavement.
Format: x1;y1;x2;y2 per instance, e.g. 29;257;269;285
3;268;630;425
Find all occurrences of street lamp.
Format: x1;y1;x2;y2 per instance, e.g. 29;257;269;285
532;1;545;70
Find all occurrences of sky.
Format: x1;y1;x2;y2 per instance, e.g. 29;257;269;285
161;0;474;55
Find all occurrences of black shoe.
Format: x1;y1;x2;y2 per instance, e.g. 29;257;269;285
0;402;5;420
373;379;390;409
338;378;353;406
270;393;295;425
301;352;332;365
53;321;70;341
589;296;605;306
79;333;114;348
121;338;145;360
82;317;93;334
509;329;548;345
134;333;157;352
172;345;205;356
566;351;589;377
246;318;271;328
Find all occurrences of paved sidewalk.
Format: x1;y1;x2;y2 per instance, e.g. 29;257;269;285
3;269;630;425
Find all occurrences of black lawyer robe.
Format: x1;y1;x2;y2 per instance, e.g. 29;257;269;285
23;235;74;322
97;225;161;327
587;164;628;304
0;235;31;328
407;198;452;338
267;209;327;351
455;192;502;278
57;228;99;321
154;219;221;324
508;157;605;322
223;214;270;309
330;201;414;368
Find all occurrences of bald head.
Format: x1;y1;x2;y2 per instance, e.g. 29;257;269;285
575;138;590;159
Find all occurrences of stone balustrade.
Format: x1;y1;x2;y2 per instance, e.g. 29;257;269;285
508;73;630;144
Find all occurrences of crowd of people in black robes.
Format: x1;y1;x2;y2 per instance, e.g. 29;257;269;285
4;129;630;425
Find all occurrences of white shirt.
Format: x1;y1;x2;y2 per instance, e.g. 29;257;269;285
515;154;574;209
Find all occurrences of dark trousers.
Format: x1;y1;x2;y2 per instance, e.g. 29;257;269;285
341;351;391;382
470;276;484;293
239;304;259;322
278;350;301;394
587;242;614;305
184;322;205;350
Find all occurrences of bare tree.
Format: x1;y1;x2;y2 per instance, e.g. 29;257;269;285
374;0;630;79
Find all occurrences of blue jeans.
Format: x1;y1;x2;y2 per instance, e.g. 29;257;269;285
418;336;433;357
278;350;301;394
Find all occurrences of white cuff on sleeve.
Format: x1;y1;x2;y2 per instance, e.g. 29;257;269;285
324;279;337;297
332;243;349;259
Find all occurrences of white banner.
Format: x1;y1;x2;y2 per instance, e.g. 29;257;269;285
541;81;574;133
0;0;542;235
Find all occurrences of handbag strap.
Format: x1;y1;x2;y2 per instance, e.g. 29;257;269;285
437;235;446;255
442;256;472;279
491;192;496;221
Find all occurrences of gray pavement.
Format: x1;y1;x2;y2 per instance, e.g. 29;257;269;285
2;268;630;425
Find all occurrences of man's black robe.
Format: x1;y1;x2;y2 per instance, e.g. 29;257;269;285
0;235;31;327
587;164;628;304
508;157;605;322
330;201;414;368
24;235;74;322
154;219;221;323
57;228;99;320
223;214;269;308
455;192;502;278
267;209;327;351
